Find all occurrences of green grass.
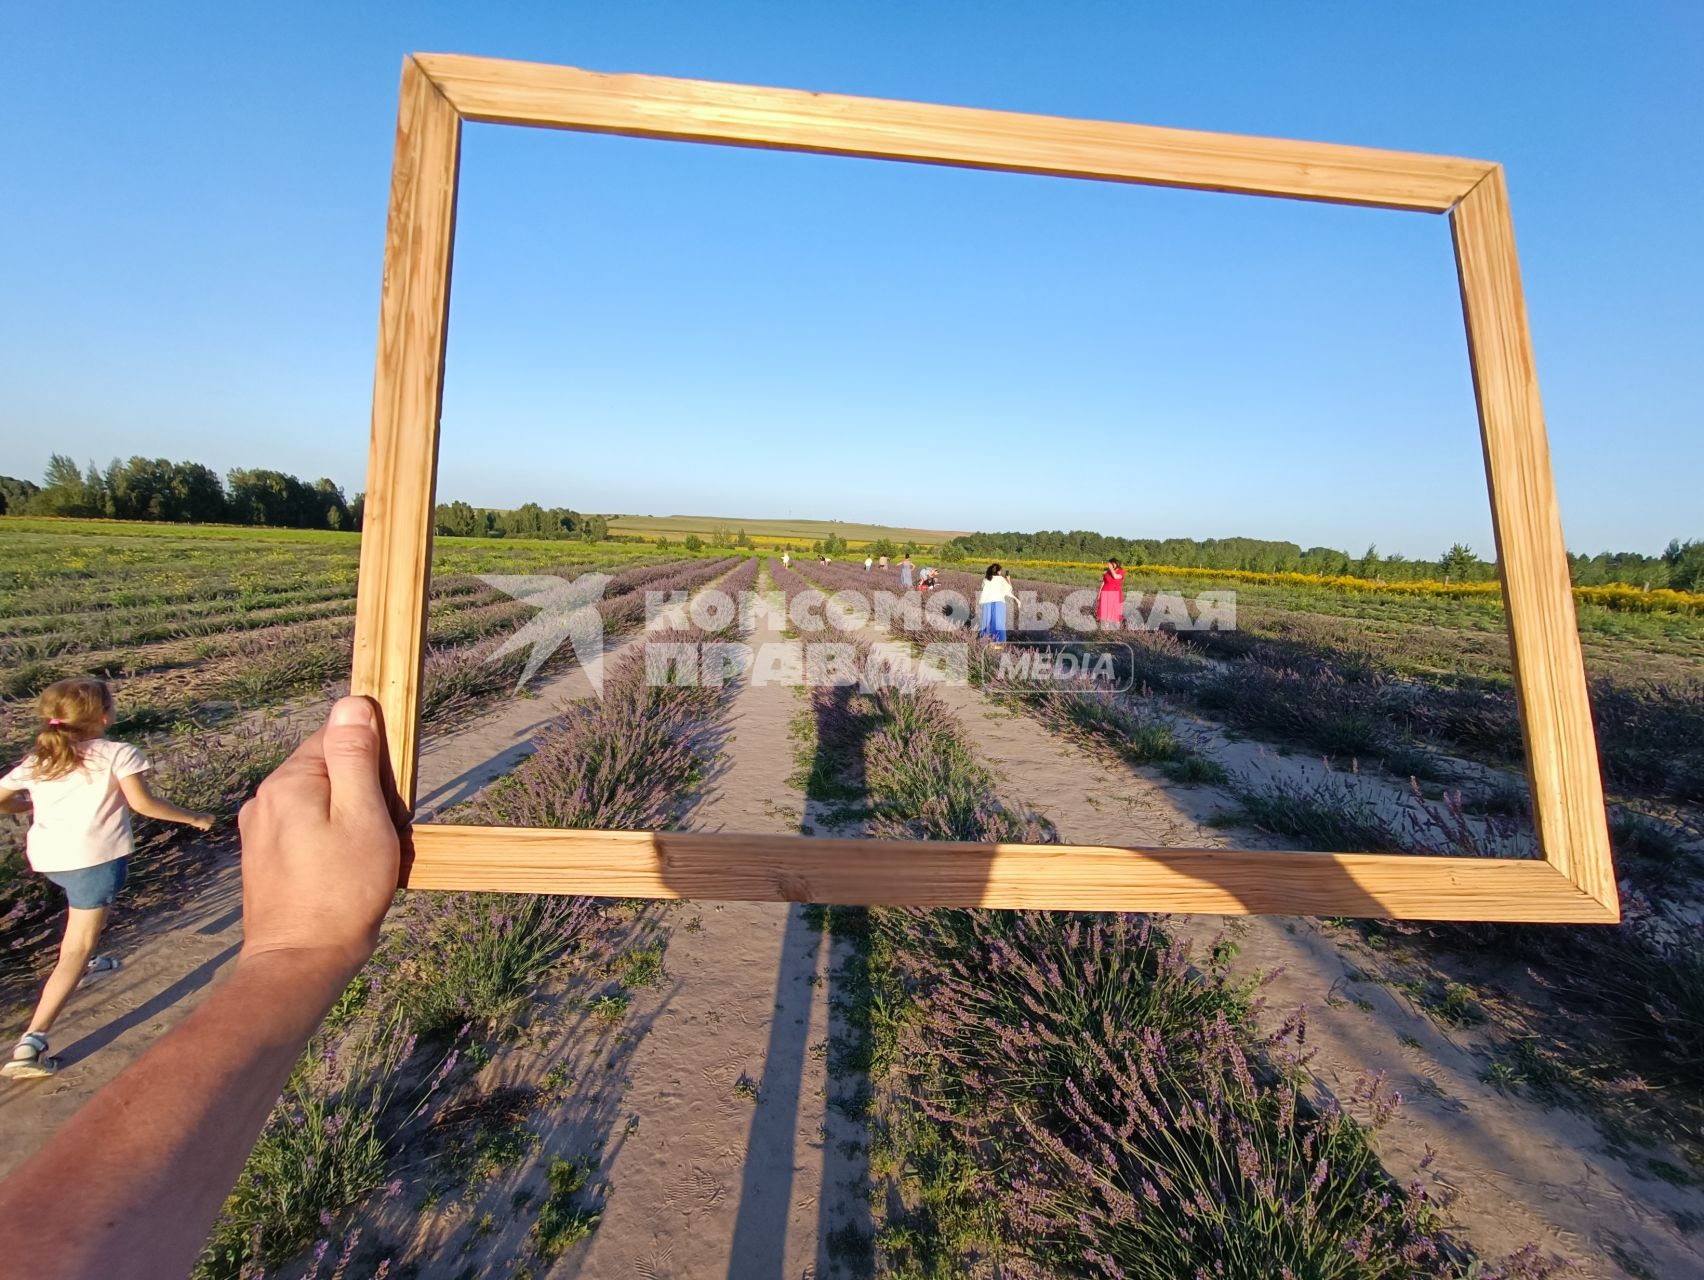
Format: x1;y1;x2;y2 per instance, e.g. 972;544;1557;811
587;992;631;1024
610;940;668;990
529;1157;601;1259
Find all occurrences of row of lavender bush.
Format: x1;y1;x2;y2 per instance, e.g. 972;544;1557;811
795;559;1704;1149
1;557;742;964
194;558;758;1276
769;558;1551;1277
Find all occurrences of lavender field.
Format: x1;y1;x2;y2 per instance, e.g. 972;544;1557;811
3;524;1702;1278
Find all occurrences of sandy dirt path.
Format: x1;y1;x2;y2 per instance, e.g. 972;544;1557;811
930;668;1704;1279
566;601;871;1280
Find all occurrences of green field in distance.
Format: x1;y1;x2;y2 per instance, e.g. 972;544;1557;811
605;513;964;547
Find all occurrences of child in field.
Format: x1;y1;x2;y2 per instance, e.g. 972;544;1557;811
0;678;213;1078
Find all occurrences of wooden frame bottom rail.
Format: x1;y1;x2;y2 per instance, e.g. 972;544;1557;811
404;826;1617;923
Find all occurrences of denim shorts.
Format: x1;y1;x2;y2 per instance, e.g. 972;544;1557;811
44;857;129;910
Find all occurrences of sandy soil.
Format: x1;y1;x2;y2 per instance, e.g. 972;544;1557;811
562;605;870;1279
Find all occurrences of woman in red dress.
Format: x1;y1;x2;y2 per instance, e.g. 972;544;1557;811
1096;558;1125;629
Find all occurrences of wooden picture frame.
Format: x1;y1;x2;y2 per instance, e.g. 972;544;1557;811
353;52;1617;923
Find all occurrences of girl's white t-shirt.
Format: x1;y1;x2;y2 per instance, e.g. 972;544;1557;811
979;576;1014;606
1;739;150;872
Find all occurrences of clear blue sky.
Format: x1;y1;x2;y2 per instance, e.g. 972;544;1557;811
3;2;1699;558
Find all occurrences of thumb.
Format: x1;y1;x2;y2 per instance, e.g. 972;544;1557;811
321;696;391;827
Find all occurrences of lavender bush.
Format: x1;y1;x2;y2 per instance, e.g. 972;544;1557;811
380;894;607;1037
790;570;1511;1277
454;636;726;832
195;563;755;1275
196;1014;449;1279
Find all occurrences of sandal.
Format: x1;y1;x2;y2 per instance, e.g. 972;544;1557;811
81;955;122;985
2;1032;55;1079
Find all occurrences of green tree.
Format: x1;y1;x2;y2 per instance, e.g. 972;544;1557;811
683;534;705;552
311;478;350;530
1664;539;1704;592
1439;543;1479;582
226;468;321;527
434;500;479;538
172;462;228;522
0;475;40;515
103;457;172;520
34;455;105;517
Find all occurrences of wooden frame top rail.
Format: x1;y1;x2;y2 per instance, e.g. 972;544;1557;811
413;53;1494;212
353;53;1619;923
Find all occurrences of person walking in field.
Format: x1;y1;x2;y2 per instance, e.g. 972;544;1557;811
898;554;915;589
999;565;1019;632
878;554;888;570
1097;557;1126;629
863;555;873;572
781;551;790;569
979;563;1015;644
0;678;214;1078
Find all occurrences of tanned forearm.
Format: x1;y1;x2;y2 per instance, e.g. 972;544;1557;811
0;697;400;1280
0;950;353;1280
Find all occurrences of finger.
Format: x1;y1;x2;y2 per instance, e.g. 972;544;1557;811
271;723;330;782
252;725;331;815
321;696;393;830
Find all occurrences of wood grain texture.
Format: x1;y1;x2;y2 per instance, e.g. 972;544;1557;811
402;826;1617;922
352;56;461;808
413;53;1491;212
1452;168;1617;914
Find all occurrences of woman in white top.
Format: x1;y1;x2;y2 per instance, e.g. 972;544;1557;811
0;678;213;1077
978;563;1017;643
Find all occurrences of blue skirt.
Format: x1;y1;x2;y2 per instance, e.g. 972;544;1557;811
979;600;1007;642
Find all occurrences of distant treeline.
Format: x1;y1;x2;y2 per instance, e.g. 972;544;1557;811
948;530;1704;590
2;455;359;530
431;499;607;542
0;456;609;543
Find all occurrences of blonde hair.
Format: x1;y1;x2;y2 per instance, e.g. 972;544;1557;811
29;678;114;781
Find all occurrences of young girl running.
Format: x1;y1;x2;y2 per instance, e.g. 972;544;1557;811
0;678;213;1078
